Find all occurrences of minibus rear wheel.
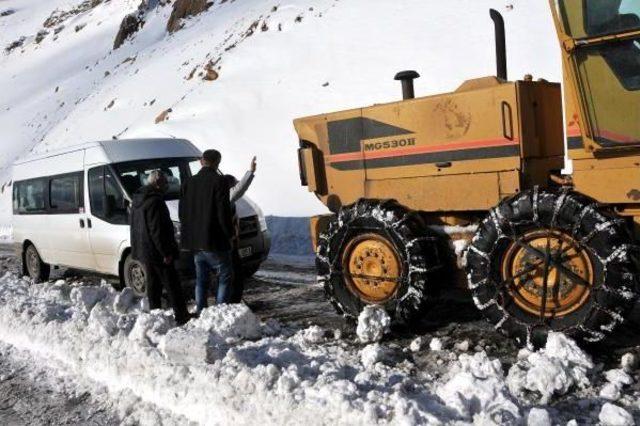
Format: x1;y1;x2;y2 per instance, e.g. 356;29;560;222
24;244;50;283
123;254;148;297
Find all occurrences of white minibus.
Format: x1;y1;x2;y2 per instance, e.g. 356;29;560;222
12;139;270;294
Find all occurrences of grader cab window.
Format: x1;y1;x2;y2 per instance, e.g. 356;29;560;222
559;0;640;37
558;0;640;147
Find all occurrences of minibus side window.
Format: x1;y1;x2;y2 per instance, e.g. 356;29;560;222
49;172;84;213
89;167;128;225
13;179;46;214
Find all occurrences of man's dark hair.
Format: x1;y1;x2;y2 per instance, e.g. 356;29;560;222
224;174;238;188
202;149;221;166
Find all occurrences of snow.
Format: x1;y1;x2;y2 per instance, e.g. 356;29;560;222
527;407;552;426
506;332;594;404
436;351;520;422
0;269;637;423
0;0;562;223
429;337;444;351
599;403;635;426
409;336;422;352
621;352;638;373
355;305;390;344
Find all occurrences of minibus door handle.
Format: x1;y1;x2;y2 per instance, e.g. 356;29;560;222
79;219;85;229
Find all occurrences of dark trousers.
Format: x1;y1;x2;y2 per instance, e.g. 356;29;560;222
145;262;189;323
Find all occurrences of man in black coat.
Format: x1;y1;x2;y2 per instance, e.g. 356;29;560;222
131;170;189;324
180;149;234;311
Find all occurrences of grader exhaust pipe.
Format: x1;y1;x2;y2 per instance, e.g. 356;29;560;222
490;8;508;80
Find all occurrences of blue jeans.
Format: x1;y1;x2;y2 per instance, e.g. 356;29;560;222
194;250;233;311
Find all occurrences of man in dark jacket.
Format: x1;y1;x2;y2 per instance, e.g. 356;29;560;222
131;170;189;324
180;149;234;311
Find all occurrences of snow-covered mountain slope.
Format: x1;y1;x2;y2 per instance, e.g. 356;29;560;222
0;0;561;223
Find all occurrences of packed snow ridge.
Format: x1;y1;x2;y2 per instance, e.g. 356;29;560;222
0;272;637;424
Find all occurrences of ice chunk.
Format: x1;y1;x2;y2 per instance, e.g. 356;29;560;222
356;305;390;344
87;301;118;337
191;304;261;343
158;327;216;364
409;337;422;352
429;337;443;351
128;311;174;346
301;325;324;343
70;286;108;314
113;287;136;314
454;340;470;352
600;382;622;401
605;369;633;387
621;353;637;373
599;403;634;426
506;333;593;403
527;407;551;426
360;343;391;369
436;351;520;422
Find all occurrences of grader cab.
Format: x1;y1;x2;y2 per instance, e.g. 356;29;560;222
294;1;640;346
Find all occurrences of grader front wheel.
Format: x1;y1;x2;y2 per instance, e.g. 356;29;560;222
466;189;638;346
317;199;440;323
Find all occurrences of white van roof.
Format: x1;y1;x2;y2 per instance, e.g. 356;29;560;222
13;138;201;166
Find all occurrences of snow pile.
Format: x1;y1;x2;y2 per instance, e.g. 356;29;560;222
436;351;520;423
506;332;594;404
527;407;552;426
356;305;390;343
0;273;470;424
599;403;635;426
190;303;261;343
600;369;634;401
0;271;638;424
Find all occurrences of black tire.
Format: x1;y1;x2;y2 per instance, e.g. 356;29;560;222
317;199;441;323
242;263;261;278
24;244;50;283
123;254;148;297
466;187;639;346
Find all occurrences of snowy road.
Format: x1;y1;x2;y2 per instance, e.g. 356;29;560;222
0;251;638;424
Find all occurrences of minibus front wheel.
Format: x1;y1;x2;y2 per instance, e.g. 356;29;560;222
24;244;50;283
123;254;148;297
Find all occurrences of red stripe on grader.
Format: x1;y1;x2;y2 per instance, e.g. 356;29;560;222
326;137;520;163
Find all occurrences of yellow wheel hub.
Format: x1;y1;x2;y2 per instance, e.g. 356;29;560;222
502;229;593;318
342;233;402;303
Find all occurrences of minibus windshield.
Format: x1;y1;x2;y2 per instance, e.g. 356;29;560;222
112;157;197;200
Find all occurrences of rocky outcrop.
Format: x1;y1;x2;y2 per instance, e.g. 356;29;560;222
167;0;212;34
113;13;144;49
113;0;162;50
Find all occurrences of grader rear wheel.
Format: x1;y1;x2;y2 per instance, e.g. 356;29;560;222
501;229;593;319
317;199;440;323
466;188;639;346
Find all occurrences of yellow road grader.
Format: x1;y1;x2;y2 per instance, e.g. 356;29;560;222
293;1;640;346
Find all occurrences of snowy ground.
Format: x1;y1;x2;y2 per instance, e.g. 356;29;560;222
0;253;638;425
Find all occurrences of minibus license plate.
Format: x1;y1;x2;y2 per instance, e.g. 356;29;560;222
239;246;253;258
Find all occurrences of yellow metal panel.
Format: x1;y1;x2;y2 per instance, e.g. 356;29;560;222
365;173;501;212
573;167;640;204
498;171;520;198
361;82;521;182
